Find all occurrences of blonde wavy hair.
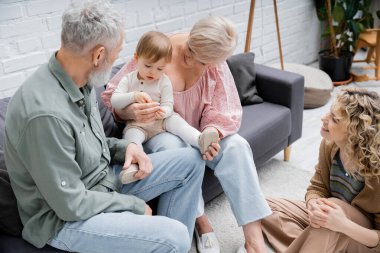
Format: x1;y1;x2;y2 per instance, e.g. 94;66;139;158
188;16;237;64
334;88;380;178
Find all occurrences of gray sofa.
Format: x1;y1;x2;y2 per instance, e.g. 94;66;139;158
0;53;304;252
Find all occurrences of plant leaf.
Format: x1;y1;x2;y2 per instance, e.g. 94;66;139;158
362;0;372;12
348;20;361;42
332;4;345;22
345;0;360;19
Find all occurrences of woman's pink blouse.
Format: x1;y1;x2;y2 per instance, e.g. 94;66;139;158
102;59;242;137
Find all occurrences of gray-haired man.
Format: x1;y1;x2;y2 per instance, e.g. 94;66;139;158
4;1;204;252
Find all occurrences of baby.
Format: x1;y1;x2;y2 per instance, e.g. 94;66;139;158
111;31;218;184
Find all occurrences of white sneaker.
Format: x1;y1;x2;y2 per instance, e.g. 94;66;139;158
194;228;221;253
236;245;247;253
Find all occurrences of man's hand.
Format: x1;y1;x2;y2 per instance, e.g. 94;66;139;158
123;143;153;180
134;91;152;103
116;103;161;123
145;204;152;216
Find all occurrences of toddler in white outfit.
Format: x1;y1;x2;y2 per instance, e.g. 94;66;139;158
111;31;218;184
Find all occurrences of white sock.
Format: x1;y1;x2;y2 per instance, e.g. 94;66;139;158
165;114;200;148
123;127;146;149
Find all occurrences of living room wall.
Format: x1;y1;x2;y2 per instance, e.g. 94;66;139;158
0;0;320;98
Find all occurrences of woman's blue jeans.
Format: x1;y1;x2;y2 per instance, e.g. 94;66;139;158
144;132;272;226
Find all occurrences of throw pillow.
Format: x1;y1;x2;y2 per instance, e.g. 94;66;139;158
227;53;263;105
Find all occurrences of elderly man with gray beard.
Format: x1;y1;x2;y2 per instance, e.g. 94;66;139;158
4;1;205;252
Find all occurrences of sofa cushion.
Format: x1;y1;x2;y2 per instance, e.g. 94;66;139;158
0;97;23;236
227;53;263;105
0;169;23;236
238;102;291;165
0;235;65;253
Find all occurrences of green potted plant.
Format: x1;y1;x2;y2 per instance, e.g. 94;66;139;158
315;0;374;83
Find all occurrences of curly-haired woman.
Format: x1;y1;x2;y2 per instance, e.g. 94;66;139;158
257;88;380;253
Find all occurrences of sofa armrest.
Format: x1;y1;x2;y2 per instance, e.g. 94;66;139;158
255;63;304;145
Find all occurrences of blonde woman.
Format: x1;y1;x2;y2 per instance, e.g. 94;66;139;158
103;16;271;253
258;88;380;253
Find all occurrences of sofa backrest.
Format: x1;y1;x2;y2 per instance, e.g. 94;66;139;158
0;98;9;171
0;97;23;236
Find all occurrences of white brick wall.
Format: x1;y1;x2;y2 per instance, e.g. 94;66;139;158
0;0;320;98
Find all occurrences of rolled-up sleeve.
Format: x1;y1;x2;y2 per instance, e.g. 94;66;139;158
106;137;130;165
17;116;145;221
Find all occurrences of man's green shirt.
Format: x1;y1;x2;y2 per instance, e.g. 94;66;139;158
5;54;145;248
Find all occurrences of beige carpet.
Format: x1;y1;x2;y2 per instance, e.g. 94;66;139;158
190;158;314;253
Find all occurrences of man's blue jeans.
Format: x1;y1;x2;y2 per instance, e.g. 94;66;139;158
48;148;205;253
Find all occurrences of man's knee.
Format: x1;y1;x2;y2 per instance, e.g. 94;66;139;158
178;148;205;175
144;132;188;153
162;220;191;253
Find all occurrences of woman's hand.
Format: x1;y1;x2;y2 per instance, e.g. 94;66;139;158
202;142;220;161
124;143;153;180
115;102;161;123
315;198;348;233
200;127;220;161
307;198;348;232
307;198;326;228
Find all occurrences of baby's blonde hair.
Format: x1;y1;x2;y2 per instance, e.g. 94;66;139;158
334;88;380;178
136;31;172;63
188;16;237;64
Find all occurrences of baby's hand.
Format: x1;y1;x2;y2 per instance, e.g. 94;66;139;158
134;92;152;103
155;107;166;119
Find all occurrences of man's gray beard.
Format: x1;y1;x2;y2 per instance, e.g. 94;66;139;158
87;64;113;88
